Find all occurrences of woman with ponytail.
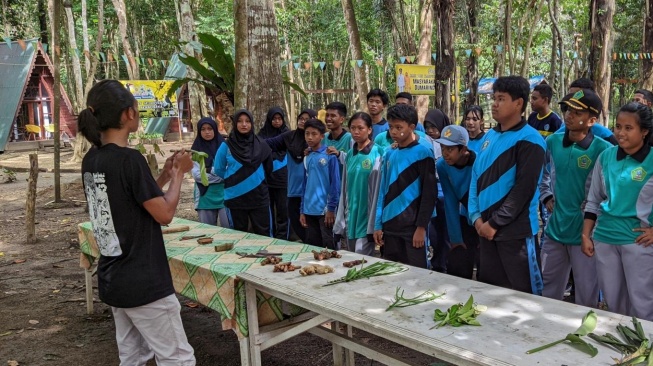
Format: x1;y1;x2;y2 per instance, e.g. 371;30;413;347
79;80;195;364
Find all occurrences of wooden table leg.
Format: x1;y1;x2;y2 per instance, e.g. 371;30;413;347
345;324;354;366
245;283;262;366
239;336;250;366
84;268;93;314
331;321;344;366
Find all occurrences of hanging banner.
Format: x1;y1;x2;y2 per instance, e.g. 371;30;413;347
119;80;178;119
395;64;436;95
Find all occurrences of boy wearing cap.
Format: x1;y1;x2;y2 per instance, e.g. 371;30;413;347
539;89;611;307
436;125;479;279
468;76;545;294
374;104;437;268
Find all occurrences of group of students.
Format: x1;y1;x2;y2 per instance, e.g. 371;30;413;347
77;76;653;365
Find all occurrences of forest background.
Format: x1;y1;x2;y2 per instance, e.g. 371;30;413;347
2;0;651;133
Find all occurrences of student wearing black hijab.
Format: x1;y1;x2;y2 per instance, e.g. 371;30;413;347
258;107;290;239
266;108;317;242
213;109;273;236
191;117;228;226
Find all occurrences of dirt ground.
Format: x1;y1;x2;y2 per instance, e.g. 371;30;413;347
0;151;445;366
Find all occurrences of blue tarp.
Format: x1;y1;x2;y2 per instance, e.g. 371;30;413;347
465;75;546;94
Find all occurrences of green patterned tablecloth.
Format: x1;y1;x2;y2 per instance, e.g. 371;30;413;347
78;217;318;338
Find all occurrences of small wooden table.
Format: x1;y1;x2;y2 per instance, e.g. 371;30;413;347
238;252;653;366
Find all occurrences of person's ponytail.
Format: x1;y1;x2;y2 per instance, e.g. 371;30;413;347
77;108;102;147
76;80;136;147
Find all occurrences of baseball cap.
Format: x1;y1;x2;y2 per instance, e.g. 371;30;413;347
435;125;469;147
559;89;602;116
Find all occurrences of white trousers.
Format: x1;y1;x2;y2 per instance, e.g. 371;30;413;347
541;236;599;307
595;241;653;321
112;294;196;366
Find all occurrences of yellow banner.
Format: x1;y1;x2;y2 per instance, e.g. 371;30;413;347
119;80;178;119
395;65;435;95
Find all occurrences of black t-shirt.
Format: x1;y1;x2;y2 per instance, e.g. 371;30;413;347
82;144;173;308
527;111;563;138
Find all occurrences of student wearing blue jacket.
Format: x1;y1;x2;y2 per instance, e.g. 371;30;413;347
265;109;317;242
258;107;290;239
214;109;273;236
468;76;545;295
374;104;437;268
436;125;479;279
300;119;341;249
368;89;390;139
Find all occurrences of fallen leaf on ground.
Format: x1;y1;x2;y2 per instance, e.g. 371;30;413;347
13;259;26;264
28;320;39;325
52;289;60;293
0;331;12;336
15;328;24;334
185;302;199;308
8;360;19;366
0;252;4;256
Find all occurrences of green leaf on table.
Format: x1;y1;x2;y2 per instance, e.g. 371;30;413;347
526;310;598;357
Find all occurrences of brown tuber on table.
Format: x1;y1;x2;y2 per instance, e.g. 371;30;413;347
299;264;334;276
197;237;214;245
312;249;342;260
273;262;301;272
343;259;367;268
260;255;282;266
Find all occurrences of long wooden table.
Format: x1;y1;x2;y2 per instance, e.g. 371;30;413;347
238;252;653;366
78;217;323;365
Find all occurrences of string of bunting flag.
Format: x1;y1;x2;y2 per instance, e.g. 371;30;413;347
2;37;172;68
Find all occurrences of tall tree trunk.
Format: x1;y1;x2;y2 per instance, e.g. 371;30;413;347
84;0;103;96
81;0;90;73
465;0;479;107
38;0;49;49
503;0;512;75
279;0;296;123
111;0;138;79
179;0;206;132
341;0;369;111
434;0;454;117
52;0;62;200
2;0;9;36
415;0;434;120
548;0;564;97
589;0;615;124
520;0;543;77
63;1;84;111
234;0;285;129
643;0;653;90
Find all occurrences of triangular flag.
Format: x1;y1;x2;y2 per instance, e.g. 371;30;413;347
432;53;437;61
475;47;482;56
641;53;645;59
121;54;129;64
108;52;114;62
303;62;311;70
333;60;342;69
313;61;320;69
3;37;11;49
453;50;458;57
496;45;503;53
141;57;145;65
375;59;383;66
161;60;166;67
74;48;81;57
17;39;26;50
349;60;356;67
406;56;413;63
135;57;141;65
357;59;363;67
612;53;617;60
465;49;472;57
42;43;48;53
55;46;61;56
399;56;406;63
148;58;153;66
293;62;300;70
319;61;326;70
518;46;523;53
99;52;106;62
556;49;560;57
